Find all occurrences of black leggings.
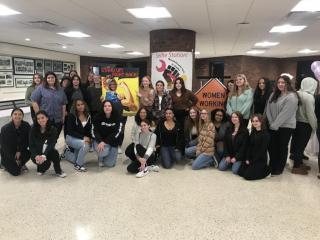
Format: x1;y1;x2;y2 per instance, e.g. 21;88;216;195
125;143;155;173
1;150;30;176
32;149;62;174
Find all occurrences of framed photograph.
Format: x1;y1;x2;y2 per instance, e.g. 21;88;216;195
35;59;44;74
0;56;13;70
52;61;63;72
44;60;52;73
0;71;14;88
63;62;75;73
14;75;33;88
55;72;65;81
14;58;34;75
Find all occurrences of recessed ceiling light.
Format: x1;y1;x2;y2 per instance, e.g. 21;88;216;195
88;51;92;54
101;44;124;49
0;4;21;16
255;41;279;47
298;48;319;54
62;45;67;49
25;38;31;41
126;7;172;19
127;51;143;56
291;0;320;12
57;31;90;38
195;51;200;55
269;24;307;33
247;50;266;54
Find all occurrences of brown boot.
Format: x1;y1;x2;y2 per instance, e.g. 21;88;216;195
292;166;308;175
301;163;311;171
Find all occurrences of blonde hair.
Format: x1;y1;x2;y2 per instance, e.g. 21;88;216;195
229;74;251;97
199;109;212;130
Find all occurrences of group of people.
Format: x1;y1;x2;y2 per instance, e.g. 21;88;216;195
0;70;319;180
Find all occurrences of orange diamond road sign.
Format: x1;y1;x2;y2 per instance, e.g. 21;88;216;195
195;78;227;111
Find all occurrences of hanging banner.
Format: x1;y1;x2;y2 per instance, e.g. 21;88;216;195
100;67;139;116
195;78;227;111
151;51;193;90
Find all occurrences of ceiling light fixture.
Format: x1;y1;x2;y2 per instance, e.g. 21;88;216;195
195;51;200;55
127;51;143;56
269;24;307;33
88;51;92;54
255;41;279;47
57;31;90;38
247;50;266;55
298;48;319;54
101;44;124;49
62;45;67;49
0;4;21;16
291;0;320;12
25;38;31;41
126;7;172;19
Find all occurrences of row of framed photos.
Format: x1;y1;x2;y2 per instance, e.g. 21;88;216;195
0;55;75;75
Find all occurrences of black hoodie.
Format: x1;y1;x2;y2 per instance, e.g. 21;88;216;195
66;113;92;139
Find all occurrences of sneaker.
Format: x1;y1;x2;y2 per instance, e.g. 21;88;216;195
149;165;160;172
301;163;311;171
292;167;308;175
57;172;67;178
212;155;219;168
37;172;43;176
79;166;87;172
136;168;150;178
21;165;29;173
98;162;104;167
118;147;123;154
74;165;81;171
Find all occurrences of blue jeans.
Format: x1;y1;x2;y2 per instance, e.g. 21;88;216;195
65;135;90;166
192;153;213;170
185;146;197;159
160;146;182;169
218;158;242;174
94;141;118;167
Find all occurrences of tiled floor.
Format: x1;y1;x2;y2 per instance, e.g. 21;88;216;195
0;117;320;240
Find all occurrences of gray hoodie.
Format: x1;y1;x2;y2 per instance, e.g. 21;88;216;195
296;77;318;130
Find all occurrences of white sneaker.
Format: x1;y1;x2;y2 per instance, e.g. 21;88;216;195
149;165;160;172
98;162;104;167
118;147;123;154
136;168;150;178
57;172;67;178
37;172;43;176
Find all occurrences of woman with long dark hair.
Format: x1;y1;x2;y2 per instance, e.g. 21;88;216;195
211;109;229;160
152;80;172;124
266;75;299;175
238;114;270;180
253;77;273;114
29;110;66;177
169;78;198;129
65;99;92;172
25;73;42;122
0;108;31;176
31;71;67;137
93;100;122;167
86;75;102;118
218;111;249;174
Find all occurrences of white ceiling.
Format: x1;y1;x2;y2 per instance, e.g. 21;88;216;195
0;0;320;59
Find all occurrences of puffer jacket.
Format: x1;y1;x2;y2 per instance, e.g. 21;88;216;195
196;122;215;156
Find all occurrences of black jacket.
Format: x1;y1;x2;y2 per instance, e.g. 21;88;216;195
66;113;92;139
246;130;269;164
93;113;122;147
65;85;88;112
223;126;249;162
29;125;58;159
155;120;185;151
0;121;30;158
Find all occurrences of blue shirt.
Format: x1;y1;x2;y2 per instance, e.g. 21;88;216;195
31;85;68;123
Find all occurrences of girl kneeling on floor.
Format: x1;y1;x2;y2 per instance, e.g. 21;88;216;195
29;110;66;178
218;111;249;174
65;99;92;172
126;119;159;178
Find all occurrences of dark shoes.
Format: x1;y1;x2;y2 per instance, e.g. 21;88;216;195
292;166;308;175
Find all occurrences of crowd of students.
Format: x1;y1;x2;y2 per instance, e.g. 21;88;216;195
1;70;320;180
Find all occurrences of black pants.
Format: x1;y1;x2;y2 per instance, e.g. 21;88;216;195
1;150;30;176
125;143;155;173
32;149;62;174
174;109;188;130
268;128;293;174
291;122;312;168
316;126;320;173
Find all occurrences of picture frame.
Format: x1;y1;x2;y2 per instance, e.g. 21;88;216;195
52;61;63;72
63;62;75;73
0;56;13;70
14;75;34;88
55;72;65;81
14;58;34;75
44;60;52;73
0;71;14;88
35;59;44;75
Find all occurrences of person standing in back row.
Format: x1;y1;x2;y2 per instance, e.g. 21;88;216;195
266;75;299;176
